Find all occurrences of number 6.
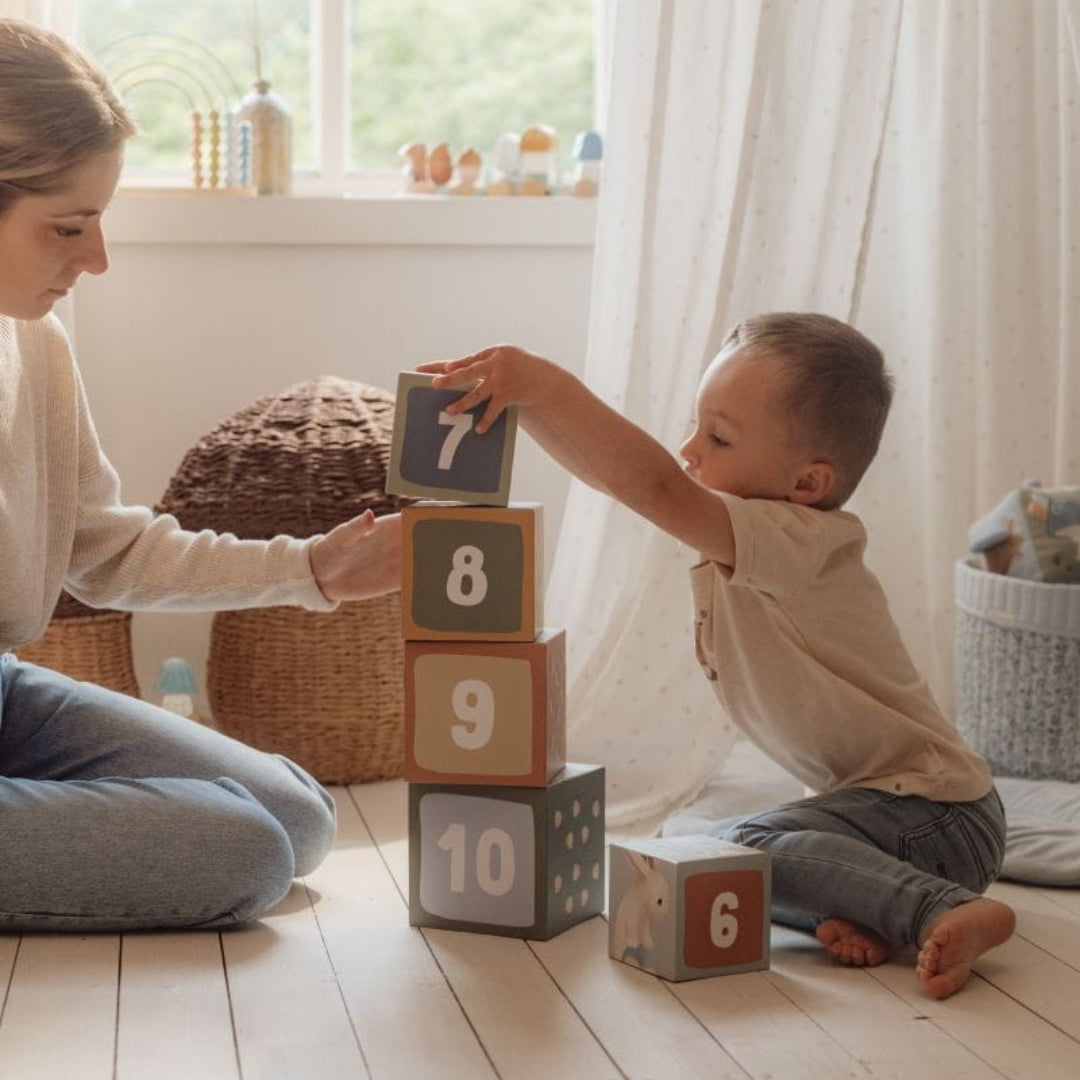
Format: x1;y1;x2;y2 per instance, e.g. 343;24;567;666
710;890;740;948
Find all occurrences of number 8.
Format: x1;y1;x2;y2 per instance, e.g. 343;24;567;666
447;544;488;606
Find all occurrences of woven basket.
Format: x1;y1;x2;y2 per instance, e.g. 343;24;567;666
955;558;1080;781
157;376;412;783
13;592;140;698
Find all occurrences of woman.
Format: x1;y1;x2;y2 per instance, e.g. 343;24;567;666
0;17;401;931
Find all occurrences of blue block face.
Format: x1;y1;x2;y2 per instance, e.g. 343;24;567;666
416;793;537;927
387;373;517;504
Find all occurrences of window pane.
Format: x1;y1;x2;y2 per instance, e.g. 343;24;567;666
349;0;595;173
78;0;312;177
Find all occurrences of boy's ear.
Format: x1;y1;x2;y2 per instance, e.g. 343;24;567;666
790;461;836;506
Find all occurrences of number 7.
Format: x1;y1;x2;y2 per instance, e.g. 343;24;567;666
437;410;473;470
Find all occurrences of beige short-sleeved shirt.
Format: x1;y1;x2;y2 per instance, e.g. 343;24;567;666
691;494;992;803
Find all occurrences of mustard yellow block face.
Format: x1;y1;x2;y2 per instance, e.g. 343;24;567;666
412;653;534;777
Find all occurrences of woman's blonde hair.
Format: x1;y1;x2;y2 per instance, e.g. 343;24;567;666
0;17;135;214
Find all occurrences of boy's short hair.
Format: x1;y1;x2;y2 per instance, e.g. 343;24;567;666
722;312;893;508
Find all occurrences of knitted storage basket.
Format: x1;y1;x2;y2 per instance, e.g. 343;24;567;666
13;591;140;697
955;557;1080;781
156;376;411;783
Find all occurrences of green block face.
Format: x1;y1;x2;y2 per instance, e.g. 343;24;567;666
402;504;543;642
412;519;523;634
409;764;605;940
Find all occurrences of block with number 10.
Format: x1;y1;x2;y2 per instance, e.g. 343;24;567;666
386;371;517;505
409;763;605;939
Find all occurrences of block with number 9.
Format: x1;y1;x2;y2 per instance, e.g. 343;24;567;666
409;763;605;939
608;835;770;980
386;371;517;504
404;629;565;786
402;503;543;642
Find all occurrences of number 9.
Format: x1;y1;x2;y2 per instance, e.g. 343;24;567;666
451;679;495;749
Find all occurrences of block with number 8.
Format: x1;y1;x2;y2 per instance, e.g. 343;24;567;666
409;763;604;939
403;503;543;642
608;835;771;981
387;371;518;505
404;628;565;786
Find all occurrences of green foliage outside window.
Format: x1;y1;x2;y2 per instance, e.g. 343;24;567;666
349;0;594;171
80;0;311;176
77;0;594;179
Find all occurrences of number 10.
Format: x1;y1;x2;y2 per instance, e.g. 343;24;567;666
437;823;516;896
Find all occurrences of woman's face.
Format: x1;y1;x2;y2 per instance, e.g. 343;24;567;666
0;146;123;320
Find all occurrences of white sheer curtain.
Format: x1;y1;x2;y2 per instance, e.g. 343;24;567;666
550;0;904;832
553;0;1079;833
853;0;1080;713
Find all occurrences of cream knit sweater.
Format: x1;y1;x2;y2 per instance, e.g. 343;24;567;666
0;314;334;652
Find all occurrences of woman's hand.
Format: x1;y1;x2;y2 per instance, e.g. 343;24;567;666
309;510;402;602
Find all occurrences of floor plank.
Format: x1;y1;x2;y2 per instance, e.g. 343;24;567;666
868;945;1080;1080
115;933;238;1080
354;779;623;1080
671;958;872;1079
0;935;119;1080
762;928;1003;1079
532;916;751;1079
222;883;369;1080
305;788;496;1079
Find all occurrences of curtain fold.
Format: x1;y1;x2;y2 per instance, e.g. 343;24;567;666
551;0;904;832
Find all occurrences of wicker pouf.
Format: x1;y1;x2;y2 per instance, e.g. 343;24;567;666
955;557;1080;781
14;591;140;697
156;376;411;783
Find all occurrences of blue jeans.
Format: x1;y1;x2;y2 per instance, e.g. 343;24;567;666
710;784;1007;946
0;655;336;932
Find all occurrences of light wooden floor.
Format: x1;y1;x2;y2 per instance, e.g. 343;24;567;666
1;779;1078;1080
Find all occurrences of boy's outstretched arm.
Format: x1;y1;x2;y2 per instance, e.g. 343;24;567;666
418;346;736;566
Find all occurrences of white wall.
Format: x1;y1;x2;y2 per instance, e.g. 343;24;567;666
72;193;596;710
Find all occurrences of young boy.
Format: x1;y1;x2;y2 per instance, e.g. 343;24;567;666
421;312;1015;1000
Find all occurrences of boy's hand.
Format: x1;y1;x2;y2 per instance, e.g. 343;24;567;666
417;345;559;434
309;510;402;602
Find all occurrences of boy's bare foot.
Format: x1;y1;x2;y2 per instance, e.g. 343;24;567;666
916;898;1016;1000
815;918;898;966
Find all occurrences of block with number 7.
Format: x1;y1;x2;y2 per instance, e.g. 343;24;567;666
402;503;543;642
608;835;771;981
404;629;565;786
387;371;518;505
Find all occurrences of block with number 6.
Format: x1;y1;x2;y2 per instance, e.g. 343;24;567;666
387;371;517;504
402;503;543;642
404;629;565;786
409;763;605;939
608;835;770;981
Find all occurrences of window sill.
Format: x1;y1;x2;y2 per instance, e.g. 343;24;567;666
108;189;600;248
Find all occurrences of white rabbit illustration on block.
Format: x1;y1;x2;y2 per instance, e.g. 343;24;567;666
611;849;671;966
608;835;770;981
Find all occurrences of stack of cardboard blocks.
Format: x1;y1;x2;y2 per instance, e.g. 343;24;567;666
387;372;605;940
386;370;771;977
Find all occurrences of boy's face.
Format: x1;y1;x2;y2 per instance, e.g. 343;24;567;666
680;349;816;501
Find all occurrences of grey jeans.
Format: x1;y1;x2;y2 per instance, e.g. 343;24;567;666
710;783;1007;946
0;655;336;933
